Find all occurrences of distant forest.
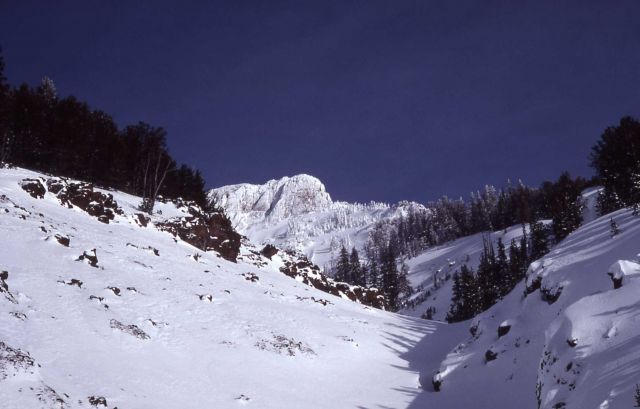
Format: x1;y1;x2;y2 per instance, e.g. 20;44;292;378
0;49;207;213
334;116;640;315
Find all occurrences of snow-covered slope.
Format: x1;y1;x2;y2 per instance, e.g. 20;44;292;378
402;188;601;321
3;167;639;409
402;223;532;321
425;207;640;409
209;175;423;270
0;168;445;409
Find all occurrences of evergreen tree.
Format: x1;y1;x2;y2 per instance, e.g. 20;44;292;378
39;76;57;103
368;257;381;289
381;244;400;311
460;264;480;317
446;272;464;322
360;263;370;288
0;47;11;166
398;258;412;302
507;239;522;288
529;219;549;261
632;170;640;215
446;265;479;322
591;116;640;213
496;238;510;297
335;245;351;283
596;187;624;216
0;52;209;209
349;247;366;286
541;172;584;242
476;237;499;310
610;217;620;237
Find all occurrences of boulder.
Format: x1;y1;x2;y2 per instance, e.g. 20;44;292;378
156;207;241;262
19;178;45;199
607;260;640;289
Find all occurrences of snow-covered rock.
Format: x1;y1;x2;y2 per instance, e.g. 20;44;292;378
607;259;640;288
209;174;332;227
209;175;422;270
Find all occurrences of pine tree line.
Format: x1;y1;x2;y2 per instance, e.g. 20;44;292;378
332;229;412;312
334;246;367;287
446;221;549;323
591;116;640;215
369;174;587;265
0;49;208;213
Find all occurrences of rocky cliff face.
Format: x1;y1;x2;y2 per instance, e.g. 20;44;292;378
209;175;416;269
209;174;333;230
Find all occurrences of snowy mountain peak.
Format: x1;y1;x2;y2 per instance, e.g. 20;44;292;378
209;174;332;228
210;175;403;268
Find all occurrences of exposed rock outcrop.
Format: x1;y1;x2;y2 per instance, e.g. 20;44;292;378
19;178;46;199
19;177;123;223
109;319;149;340
279;250;385;309
156;204;241;262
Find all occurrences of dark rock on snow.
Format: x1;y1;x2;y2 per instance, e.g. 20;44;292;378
156;205;241;262
497;324;511;338
109;319;149;340
54;234;70;247
279;250;385;310
77;249;99;267
485;349;498;362
260;244;278;260
19;178;46;199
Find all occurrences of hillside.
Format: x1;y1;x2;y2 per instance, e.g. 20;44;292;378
401;223;531;320
0;168;445;409
423;206;640;409
2;167;640;409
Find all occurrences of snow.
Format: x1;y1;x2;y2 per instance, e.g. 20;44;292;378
429;207;640;409
211;176;600;322
209;174;421;271
401;223;534;320
607;259;640;281
0;168;444;409
3;167;640;409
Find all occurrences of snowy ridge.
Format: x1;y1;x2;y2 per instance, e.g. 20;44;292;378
210;175;424;270
209;174;333;228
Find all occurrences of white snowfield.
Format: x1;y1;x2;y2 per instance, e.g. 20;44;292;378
0;169;448;409
2;167;640;409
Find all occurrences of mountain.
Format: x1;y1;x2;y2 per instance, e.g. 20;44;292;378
210;176;602;323
0;168;432;409
2;167;640;409
209;174;424;271
209;174;333;227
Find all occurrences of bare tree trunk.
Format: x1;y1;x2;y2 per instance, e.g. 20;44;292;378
0;129;12;166
147;154;170;214
140;149;171;215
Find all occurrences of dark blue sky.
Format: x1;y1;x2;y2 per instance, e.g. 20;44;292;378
1;1;639;203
